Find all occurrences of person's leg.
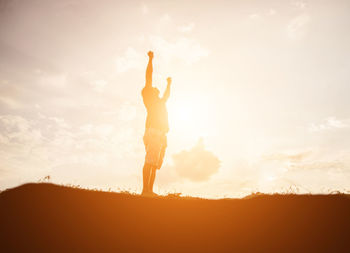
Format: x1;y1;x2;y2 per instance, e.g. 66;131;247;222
149;144;166;193
148;166;157;193
157;146;166;170
147;141;167;193
142;163;151;194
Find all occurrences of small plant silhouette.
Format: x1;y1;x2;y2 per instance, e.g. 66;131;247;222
38;175;51;182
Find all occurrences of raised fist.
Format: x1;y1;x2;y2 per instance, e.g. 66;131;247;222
167;77;172;84
148;51;154;59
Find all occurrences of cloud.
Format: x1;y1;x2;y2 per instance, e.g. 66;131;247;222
0;110;142;189
149;36;209;65
0;115;40;147
248;8;276;20
262;151;310;163
0;115;47;182
91;79;108;93
268;9;276;16
249;14;260;19
117;102;137;121
0;96;22;109
177;22;195;33
292;1;307;10
141;3;149;15
287;14;310;40
289;160;347;172
159;13;171;25
309;117;349;132
171;138;220;182
261;148;350;174
38;73;67;88
115;47;143;73
115;35;209;72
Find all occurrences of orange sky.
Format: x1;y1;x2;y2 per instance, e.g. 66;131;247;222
0;0;350;197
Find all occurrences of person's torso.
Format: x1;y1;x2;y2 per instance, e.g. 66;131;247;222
142;87;169;133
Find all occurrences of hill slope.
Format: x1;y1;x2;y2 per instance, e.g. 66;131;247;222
1;183;349;252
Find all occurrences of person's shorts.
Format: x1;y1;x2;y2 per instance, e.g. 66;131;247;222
143;128;167;168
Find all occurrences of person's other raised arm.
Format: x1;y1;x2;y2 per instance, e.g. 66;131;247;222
145;51;154;88
162;77;172;102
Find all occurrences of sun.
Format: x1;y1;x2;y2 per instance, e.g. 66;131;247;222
167;96;212;138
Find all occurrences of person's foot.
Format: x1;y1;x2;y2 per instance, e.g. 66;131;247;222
141;191;158;197
148;191;158;197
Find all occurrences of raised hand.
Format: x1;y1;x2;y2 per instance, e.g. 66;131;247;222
148;51;154;59
167;77;172;85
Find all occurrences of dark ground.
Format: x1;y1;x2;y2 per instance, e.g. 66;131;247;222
1;183;349;252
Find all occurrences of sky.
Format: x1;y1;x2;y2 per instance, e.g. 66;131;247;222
0;0;350;198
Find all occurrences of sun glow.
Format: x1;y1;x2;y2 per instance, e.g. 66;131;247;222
167;95;212;138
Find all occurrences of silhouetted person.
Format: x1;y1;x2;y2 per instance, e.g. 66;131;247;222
141;51;171;196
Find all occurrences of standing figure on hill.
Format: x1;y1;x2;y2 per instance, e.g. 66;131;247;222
141;51;172;196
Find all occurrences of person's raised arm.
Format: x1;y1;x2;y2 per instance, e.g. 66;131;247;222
145;51;154;88
162;77;172;102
